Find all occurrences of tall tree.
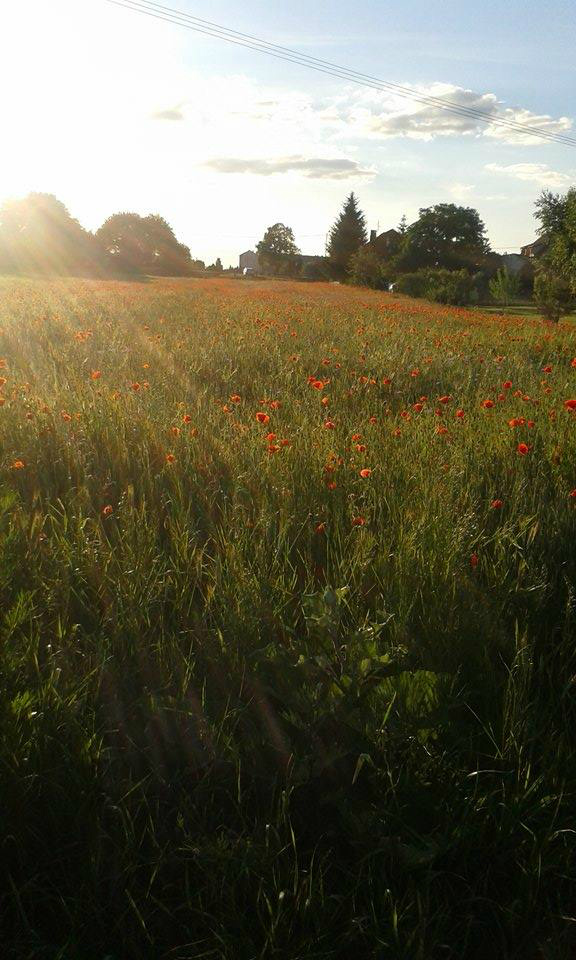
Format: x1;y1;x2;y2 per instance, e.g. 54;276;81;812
0;193;99;275
535;187;576;296
327;193;367;277
96;213;192;276
396;203;490;272
256;223;300;276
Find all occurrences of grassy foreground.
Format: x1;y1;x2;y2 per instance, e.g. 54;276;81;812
1;276;576;959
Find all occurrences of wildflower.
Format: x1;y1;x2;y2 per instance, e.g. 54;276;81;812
436;426;449;435
392;428;401;437
256;412;270;424
279;439;291;447
321;396;329;406
543;365;552;373
102;505;113;517
491;499;504;509
311;380;324;391
182;414;192;423
324;420;336;430
517;442;530;456
266;432;277;441
61;412;72;422
369;416;378;424
456;409;464;418
171;427;180;437
10;459;25;470
470;553;479;569
352;516;366;526
412;402;423;413
359;468;372;478
326;481;337;490
410;369;420;377
355;443;366;452
382;377;392;385
564;399;576;411
165;453;176;463
571;359;576;368
268;444;280;454
569;490;576;499
503;380;512;389
482;399;495;409
351;433;362;441
90;370;102;380
315;522;326;534
438;395;451;404
269;401;281;409
131;382;141;391
230;394;241;404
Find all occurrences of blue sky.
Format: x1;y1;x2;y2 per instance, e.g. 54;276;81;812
1;0;574;265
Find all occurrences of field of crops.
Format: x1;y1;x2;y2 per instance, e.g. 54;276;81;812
1;275;576;959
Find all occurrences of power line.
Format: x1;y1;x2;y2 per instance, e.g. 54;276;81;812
103;0;576;147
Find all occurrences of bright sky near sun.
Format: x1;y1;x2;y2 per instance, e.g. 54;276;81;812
1;0;575;266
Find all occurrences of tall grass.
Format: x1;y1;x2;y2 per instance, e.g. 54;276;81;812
0;275;575;958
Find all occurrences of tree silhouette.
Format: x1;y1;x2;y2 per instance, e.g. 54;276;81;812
0;193;99;275
327;193;367;277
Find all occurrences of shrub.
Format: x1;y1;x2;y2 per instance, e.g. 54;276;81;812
395;269;476;305
534;269;573;322
348;246;390;289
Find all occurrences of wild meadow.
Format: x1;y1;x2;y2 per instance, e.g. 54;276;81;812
1;274;576;959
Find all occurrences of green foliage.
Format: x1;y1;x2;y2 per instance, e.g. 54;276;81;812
534;269;573;322
535;187;576;296
327;193;367;277
489;267;521;307
395;203;490;272
348;244;389;289
96;212;193;276
395;267;477;304
256;222;300;276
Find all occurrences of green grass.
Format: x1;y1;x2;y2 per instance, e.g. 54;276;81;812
0;275;575;958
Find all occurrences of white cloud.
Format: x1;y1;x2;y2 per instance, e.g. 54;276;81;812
326;83;573;145
449;182;476;201
485;163;574;188
203;155;376;180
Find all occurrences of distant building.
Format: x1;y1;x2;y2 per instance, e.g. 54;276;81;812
367;228;401;259
239;250;260;273
521;236;548;259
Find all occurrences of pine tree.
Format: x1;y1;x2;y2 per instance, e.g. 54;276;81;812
398;214;408;235
327;193;367;277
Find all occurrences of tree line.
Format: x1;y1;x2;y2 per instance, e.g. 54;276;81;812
256;189;576;318
0;193;213;278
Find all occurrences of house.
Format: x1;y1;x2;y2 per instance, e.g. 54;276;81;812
239;250;260;273
521;236;548;259
367;228;401;260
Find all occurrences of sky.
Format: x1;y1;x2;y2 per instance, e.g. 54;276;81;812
1;0;575;266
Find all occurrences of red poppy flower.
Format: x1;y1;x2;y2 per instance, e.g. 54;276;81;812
482;399;494;409
90;370;102;380
359;468;372;478
571;359;576;368
324;420;336;429
102;505;113;517
564;399;576;410
10;459;25;470
171;427;180;437
230;394;241;403
315;522;326;534
412;402;423;413
266;432;277;441
503;380;512;389
279;439;291;447
470;553;479;569
321;396;329;406
182;414;192;423
517;442;530;455
311;380;324;390
256;412;270;424
165;453;176;463
438;395;451;404
355;444;366;452
382;377;392;385
543;365;552;373
352;516;366;526
569;489;576;499
491;499;504;509
456;409;464;418
268;444;280;454
131;382;141;391
436;426;449;435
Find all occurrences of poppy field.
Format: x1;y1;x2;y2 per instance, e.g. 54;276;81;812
1;275;576;959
